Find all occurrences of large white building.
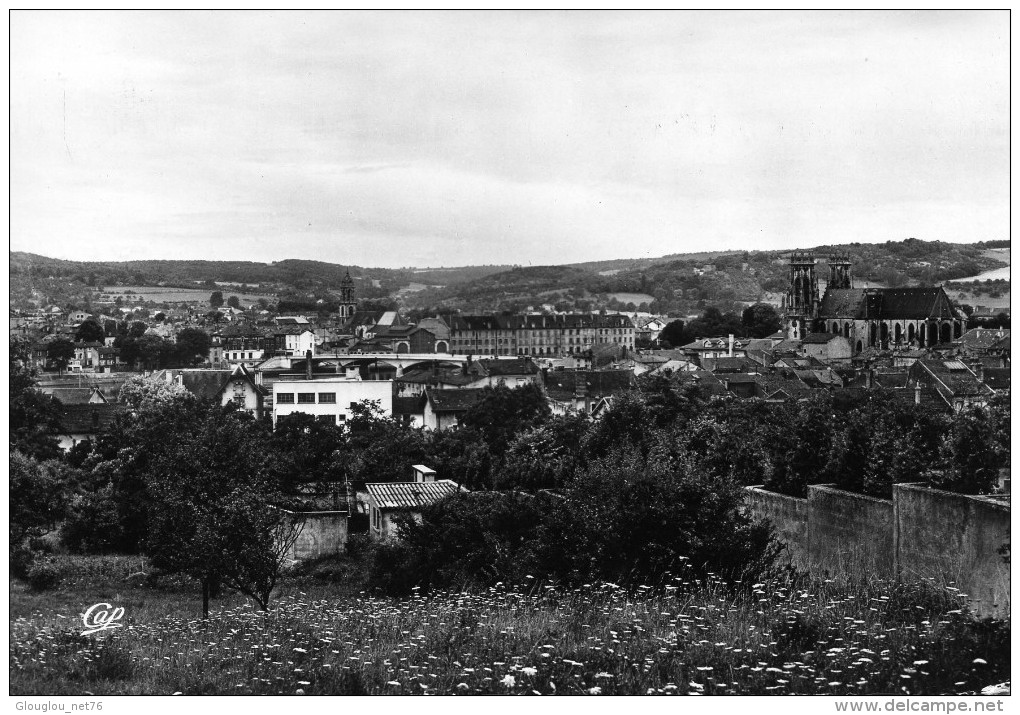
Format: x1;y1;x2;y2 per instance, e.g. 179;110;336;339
272;377;393;427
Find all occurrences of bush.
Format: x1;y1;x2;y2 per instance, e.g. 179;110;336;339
26;559;61;591
10;544;37;580
61;485;126;554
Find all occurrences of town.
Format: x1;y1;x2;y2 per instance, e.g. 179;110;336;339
13;253;1009;449
9;9;1010;701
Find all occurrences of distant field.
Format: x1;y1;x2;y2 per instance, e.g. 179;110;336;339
609;292;655;305
949;290;1011;311
955;267;1011;282
99;286;270;305
956;248;1011;282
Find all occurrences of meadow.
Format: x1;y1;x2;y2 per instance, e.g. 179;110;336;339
9;555;1009;696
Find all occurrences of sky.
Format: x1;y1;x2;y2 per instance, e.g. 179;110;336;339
9;11;1010;269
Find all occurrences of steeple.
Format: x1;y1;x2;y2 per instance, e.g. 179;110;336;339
827;253;853;290
338;269;356;320
783;252;819;339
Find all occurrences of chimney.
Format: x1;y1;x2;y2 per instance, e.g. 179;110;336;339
728;334;734;357
305;350;313;380
412;465;436;483
914;383;922;405
723;378;731;392
255;370;263;386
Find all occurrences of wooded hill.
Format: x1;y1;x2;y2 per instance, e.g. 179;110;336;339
9;239;1008;316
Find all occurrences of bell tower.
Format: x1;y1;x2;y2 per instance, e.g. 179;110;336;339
338;270;357;320
783;252;819;340
827;253;853;290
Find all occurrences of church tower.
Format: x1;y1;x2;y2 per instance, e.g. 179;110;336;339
338;270;357;320
827;253;853;290
783;252;819;340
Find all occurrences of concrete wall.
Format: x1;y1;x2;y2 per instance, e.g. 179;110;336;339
282;510;348;562
744;484;1010;618
808;484;894;579
744;486;809;569
895;482;1010;618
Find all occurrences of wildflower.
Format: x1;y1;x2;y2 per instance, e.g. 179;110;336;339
587;687;602;695
501;674;516;688
521;667;538;677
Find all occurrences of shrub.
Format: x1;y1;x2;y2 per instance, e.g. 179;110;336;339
26;559;61;591
10;544;37;580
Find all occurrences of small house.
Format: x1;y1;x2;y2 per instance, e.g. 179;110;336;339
366;466;461;541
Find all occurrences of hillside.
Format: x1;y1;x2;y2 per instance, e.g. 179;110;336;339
8;239;1008;316
399;239;1009;316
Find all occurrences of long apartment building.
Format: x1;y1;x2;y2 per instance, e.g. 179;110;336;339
446;313;635;357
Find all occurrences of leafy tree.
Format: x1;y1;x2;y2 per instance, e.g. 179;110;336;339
146;408;298;615
459;383;551;458
46;338;75;374
175;327;211;365
135;334;172;370
681;306;744;344
127;320;149;339
931;401;1010;495
10;451;72;546
496;413;589;490
10;338;61;460
659;319;685;348
271;413;348;491
741;303;782;338
373;492;553;594
74;319;105;344
226;295;241;309
209;290;224;308
119;374;193;411
550;445;779;583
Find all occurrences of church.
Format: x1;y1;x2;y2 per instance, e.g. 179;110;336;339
782;253;967;353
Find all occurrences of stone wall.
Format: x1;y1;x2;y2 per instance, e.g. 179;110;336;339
807;484;894;579
743;486;809;569
744;484;1010;618
282;510;349;562
894;483;1010;619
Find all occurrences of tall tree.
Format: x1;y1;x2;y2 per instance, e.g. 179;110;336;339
10;338;62;460
459;383;551;458
209;291;224;308
46;338;75;374
741;303;782;338
146;408;297;615
176;328;211;365
74;319;105;344
226;295;241;309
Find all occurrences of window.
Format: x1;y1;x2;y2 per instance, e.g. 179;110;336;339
276;393;295;403
315;415;335;424
298;393;315;404
318;392;337;403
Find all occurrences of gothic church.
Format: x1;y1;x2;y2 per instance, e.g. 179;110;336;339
782;253;967;353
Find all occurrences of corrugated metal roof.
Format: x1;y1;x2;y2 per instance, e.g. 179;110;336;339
365;480;460;510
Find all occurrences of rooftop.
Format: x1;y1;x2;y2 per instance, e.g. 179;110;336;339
365;480;461;510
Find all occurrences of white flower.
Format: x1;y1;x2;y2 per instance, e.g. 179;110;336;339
521;667;538;677
587;686;602;695
501;674;516;688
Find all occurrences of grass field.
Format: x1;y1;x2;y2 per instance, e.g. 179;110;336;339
8;555;1009;696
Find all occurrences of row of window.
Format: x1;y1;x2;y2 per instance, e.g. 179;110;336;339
275;392;338;404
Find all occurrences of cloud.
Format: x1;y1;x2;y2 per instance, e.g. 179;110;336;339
9;11;1009;268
